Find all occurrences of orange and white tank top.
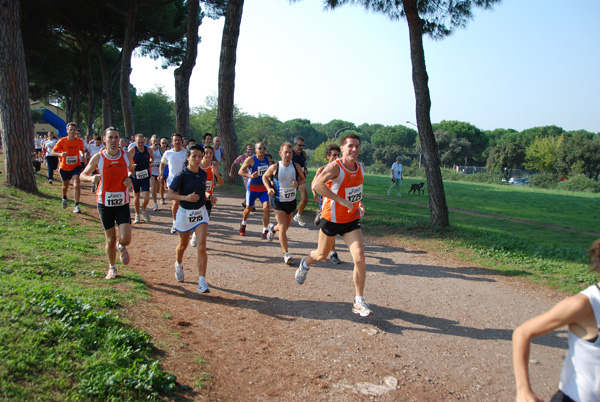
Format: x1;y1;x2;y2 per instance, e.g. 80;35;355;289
321;159;364;224
96;149;131;206
200;161;214;199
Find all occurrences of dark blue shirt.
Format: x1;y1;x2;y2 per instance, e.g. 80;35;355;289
169;167;207;210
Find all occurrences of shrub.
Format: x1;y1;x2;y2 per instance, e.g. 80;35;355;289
529;172;558;189
558;174;600;193
440;168;465;181
463;172;503;184
403;165;426;178
366;163;389;175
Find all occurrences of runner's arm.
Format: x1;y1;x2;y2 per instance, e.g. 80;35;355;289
312;166;325;202
262;164;277;196
213;164;225;186
294;162;305;186
80;153;101;184
312;163;352;211
166;188;200;203
238;157;255;178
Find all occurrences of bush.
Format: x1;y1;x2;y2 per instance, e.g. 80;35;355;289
403;165;426;178
440;168;465;181
366;163;388;175
529;172;558;189
557;174;600;193
463;172;503;184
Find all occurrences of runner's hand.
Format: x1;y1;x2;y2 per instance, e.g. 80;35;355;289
187;192;200;202
340;199;353;212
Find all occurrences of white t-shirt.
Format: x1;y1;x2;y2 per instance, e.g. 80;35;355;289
390;162;403;179
44;139;58;157
88;143;105;157
162;148;187;186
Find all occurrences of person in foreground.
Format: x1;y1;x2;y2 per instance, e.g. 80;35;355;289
295;134;372;317
166;144;211;294
81;127;134;280
512;239;600;402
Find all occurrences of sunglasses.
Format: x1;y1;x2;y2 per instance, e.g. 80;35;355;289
256;147;265;150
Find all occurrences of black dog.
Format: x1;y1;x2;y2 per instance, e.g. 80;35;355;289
408;182;425;195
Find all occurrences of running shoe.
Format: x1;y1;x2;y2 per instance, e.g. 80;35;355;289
284;252;294;266
142;210;151;222
174;262;184;282
105;267;117;280
133;214;141;224
190;232;197;247
352;300;374;317
197;278;210;293
61;198;67;209
293;213;306;227
330;252;341;264
261;230;268;240
295;257;310;285
118;243;130;265
239;223;246;236
170;223;177;234
73;204;81;214
161;197;166;205
48;179;52;184
313;211;321;227
153;203;158;211
266;223;275;241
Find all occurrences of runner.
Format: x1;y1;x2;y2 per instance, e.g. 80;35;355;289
51;122;86;213
149;135;162;211
263;142;305;265
128;134;153;224
158;137;170;204
80;127;134;280
160;133;187;233
229;144;255;210
294;134;373;317
166;144;211;293
88;135;105;193
43;131;58;184
202;133;213;148
291;136;310;227
312;143;342;264
212;136;224;174
238;142;272;239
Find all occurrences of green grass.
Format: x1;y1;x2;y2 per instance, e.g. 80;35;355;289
0;174;179;401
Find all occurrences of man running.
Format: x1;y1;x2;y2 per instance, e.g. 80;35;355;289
291;136;309;227
312;143;342;264
263;142;305;265
51;122;86;213
295;134;373;317
202;133;213;148
238;142;271;238
128;134;153;224
81;127;134;280
149;135;162;211
43;132;58;184
160;133;187;233
229;144;255;210
212;136;224;173
88;135;105;192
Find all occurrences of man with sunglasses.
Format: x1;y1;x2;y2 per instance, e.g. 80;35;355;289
292;136;309;226
237;142;272;238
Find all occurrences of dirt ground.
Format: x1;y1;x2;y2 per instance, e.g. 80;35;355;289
73;181;570;401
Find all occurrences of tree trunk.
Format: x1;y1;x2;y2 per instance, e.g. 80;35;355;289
174;0;200;139
86;51;96;137
218;0;244;184
403;0;449;227
0;0;38;191
96;45;113;130
120;0;137;139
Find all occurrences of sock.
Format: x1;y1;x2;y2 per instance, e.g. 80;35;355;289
175;262;182;268
355;296;364;304
263;227;268;233
241;220;247;226
109;264;116;270
172;219;176;225
198;275;205;283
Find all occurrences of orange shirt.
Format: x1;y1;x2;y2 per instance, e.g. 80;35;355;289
96;149;131;206
200;161;215;199
321;159;364;224
53;137;85;171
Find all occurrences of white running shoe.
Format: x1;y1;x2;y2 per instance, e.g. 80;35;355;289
329;252;341;264
295;257;310;285
133;214;141;224
197;278;210;293
170;223;177;234
153;203;158;211
174;262;184;282
61;198;67;209
142;210;150;222
293;213;306;227
190;232;197;247
352;300;374;317
105;267;117;280
284;252;293;266
266;223;275;242
73;204;81;214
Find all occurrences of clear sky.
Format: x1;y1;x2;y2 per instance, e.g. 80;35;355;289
130;0;600;133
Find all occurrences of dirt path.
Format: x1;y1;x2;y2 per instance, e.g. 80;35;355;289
75;182;570;401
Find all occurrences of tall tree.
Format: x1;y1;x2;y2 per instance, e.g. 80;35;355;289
174;0;201;138
0;0;38;191
325;0;501;227
119;0;137;138
218;0;244;184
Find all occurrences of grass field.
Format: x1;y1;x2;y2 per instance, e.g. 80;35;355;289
1;166;598;400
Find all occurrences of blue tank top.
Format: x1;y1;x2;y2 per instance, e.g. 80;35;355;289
133;146;150;171
248;155;269;192
292;149;306;168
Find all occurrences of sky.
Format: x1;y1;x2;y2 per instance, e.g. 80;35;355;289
130;0;600;133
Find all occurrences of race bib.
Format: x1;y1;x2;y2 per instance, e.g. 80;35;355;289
205;180;213;192
187;209;205;223
281;187;296;201
66;156;78;164
135;169;149;179
345;185;363;203
257;165;268;176
105;191;125;207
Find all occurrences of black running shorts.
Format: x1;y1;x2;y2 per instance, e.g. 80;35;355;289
319;218;361;237
97;203;131;230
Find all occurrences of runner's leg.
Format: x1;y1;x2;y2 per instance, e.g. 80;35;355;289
341;229;366;296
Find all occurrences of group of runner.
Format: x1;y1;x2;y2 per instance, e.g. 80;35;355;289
49;126;373;317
